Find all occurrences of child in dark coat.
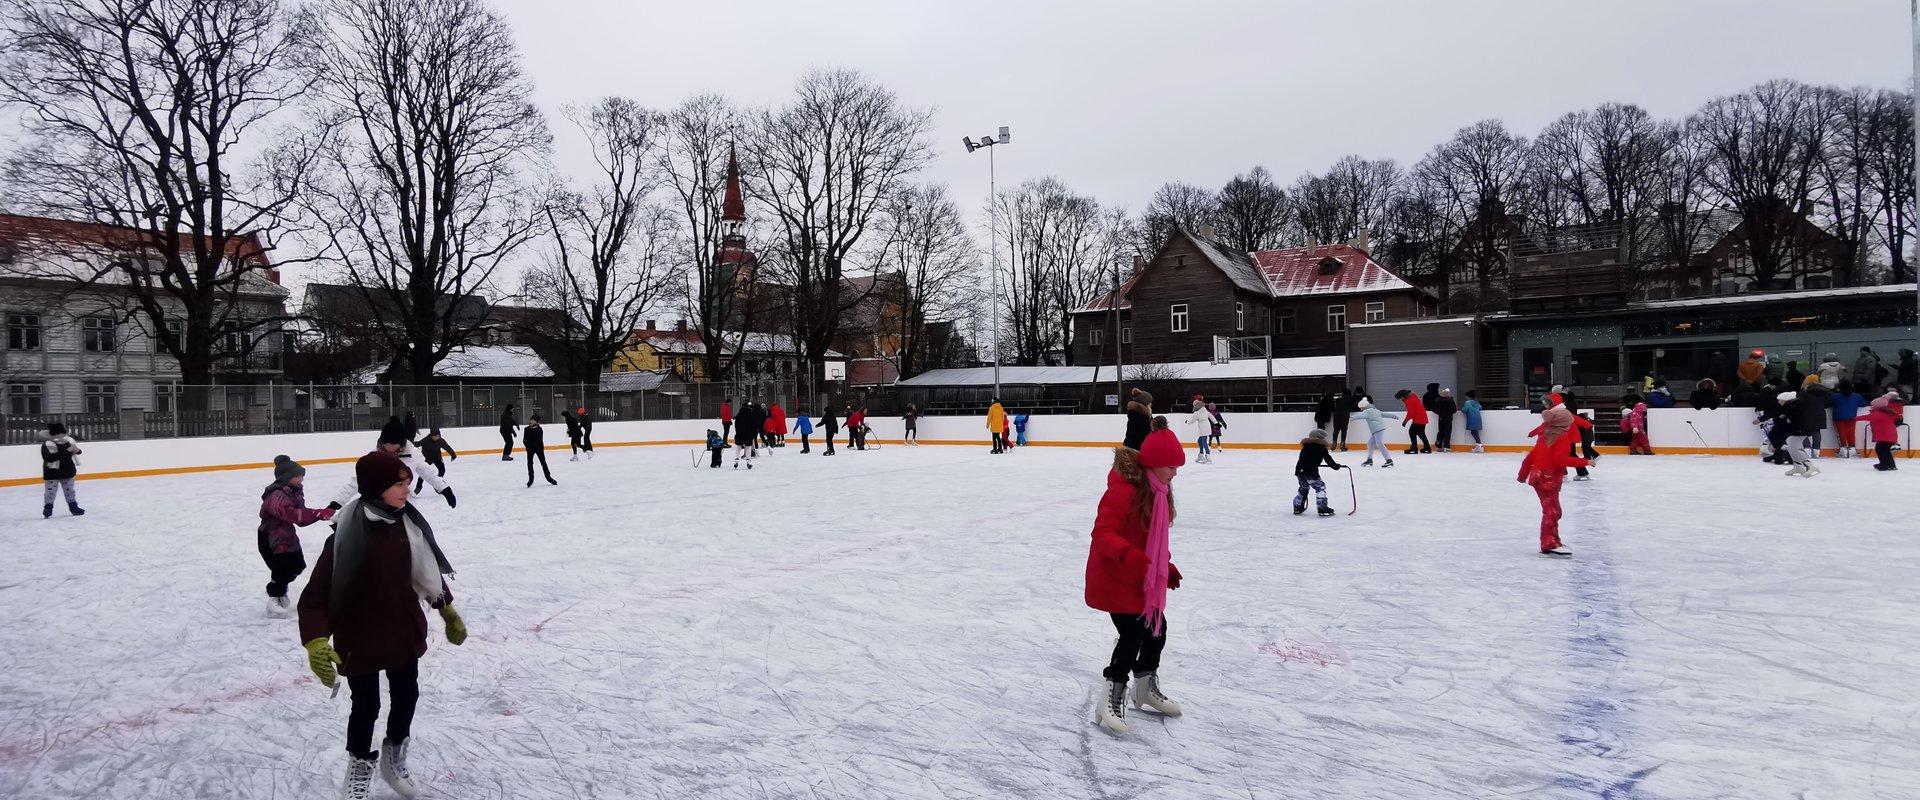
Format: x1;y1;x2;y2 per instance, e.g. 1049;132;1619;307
413;428;458;478
706;429;726;468
39;422;84;518
299;451;465;799
1293;429;1346;516
260;455;335;617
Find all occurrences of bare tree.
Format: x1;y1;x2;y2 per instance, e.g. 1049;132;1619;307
741;68;933;386
1639;120;1718;293
1863;88;1916;282
1413;119;1529;311
0;0;312;407
659;93;765;380
870;184;979;379
1690;80;1830;290
1815;86;1900;287
1290;156;1403;247
1135;181;1220;252
1214;166;1288;251
521;98;679;382
293;0;549;381
993;177;1121;365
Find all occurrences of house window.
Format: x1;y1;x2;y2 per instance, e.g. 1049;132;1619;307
1364;301;1386;324
1170;303;1189;333
1090;328;1105;346
1121;327;1132;344
1327;304;1347;333
160;319;184;351
6;382;42;415
6;313;41;351
1235;302;1245;332
1803;275;1832;290
1275;309;1297;335
82;316;117;352
84;381;118;413
155;382;181;413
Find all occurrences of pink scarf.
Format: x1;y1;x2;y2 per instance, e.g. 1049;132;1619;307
1140;472;1174;635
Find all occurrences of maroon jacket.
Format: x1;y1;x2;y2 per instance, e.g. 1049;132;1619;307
298;514;450;676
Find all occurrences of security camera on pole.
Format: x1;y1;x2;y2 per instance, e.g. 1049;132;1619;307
965;126;1010;400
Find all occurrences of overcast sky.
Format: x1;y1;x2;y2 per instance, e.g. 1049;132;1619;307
498;0;1913;222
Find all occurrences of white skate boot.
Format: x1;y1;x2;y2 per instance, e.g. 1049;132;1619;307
1802;462;1821;478
1131;671;1183;717
1093;680;1128;736
380;738;418;797
1472;445;1485;453
569;454;579;462
1785;463;1807;477
341;754;376;800
267;595;292;618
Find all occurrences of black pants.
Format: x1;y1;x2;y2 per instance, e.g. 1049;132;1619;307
799;432;811;453
258;535;306;598
1104;613;1167;683
581;430;593;452
569;434;582;455
346;660;419;759
500;431;514;459
1876;441;1897;468
991;432;1006;453
905;424;916;441
1331;415;1350;448
526;448;554;484
710;447;723;468
1405;423;1430;453
825;431;837;454
423;458;445;477
853;429;866;450
1571;427;1596;477
1436;414;1454;449
722;421;732;443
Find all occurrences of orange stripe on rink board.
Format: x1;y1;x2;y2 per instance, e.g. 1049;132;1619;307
2;438;1905;487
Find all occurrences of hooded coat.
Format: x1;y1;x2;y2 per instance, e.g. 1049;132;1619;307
1401;393;1429;425
1518;406;1591;482
1854;350;1884;387
1797;383;1832;434
259;481;327;555
1816;358;1849;389
987;402;1008;434
1867;395;1904;443
1084;447;1182;614
1122;391;1154;450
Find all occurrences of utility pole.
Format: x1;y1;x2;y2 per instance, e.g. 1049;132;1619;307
965;127;1010;400
1911;2;1919;339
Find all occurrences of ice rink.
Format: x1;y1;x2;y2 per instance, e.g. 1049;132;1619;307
2;438;1916;799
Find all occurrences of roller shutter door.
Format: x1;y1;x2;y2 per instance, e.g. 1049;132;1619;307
1364;351;1457;411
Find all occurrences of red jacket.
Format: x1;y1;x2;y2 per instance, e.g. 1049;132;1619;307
767;405;786;433
721;402;733;423
849;411;866;428
1518;415;1590;482
1403;395;1429;425
1867;398;1904;443
1085;454;1181;614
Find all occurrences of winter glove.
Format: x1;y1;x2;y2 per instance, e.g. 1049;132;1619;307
304;637;342;688
440;487;457;508
439;605;467;646
1168;573;1182;590
317;508;336;521
325;501;342;511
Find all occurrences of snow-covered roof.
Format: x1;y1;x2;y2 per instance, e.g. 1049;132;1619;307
355;345;554;382
897;356;1346;387
636;329;845;359
1253;244;1421;297
599;370;675;393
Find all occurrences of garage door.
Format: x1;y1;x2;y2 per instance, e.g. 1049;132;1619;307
1364;351;1457;411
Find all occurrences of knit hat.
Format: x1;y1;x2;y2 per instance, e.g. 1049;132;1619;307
272;454;305;483
355;450;412;504
378;416;408;446
1305;428;1328;443
1776;391;1798;405
46;421;66;436
1356;397;1371;410
1138;427;1186;469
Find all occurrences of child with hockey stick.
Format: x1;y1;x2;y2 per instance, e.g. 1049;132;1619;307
1086;420;1186;737
1185;395;1213;464
523;414;558;486
39;422;84;518
259;456;335;617
1867;390;1905;471
849;405;869;451
792;406;815;454
299;450;466;800
1462;390;1486;453
413;428;457;480
705;429;726;468
1518;395;1591;557
332;419;457;511
1351;398;1399;468
1292;429;1346;516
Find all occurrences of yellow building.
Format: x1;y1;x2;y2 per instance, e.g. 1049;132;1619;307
607;323;842;384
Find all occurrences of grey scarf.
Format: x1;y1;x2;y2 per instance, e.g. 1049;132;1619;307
328;498;455;617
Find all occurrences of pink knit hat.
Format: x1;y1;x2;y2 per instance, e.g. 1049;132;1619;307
1138;427;1186;468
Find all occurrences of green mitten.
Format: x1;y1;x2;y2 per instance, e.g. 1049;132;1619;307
439;605;467;646
304;637;341;688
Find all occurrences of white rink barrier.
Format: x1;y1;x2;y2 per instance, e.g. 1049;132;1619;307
5;406;1913;487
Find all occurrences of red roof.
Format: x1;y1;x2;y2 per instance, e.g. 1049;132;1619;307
1251;244;1417;296
1075;273;1142;313
0;212;271;267
721;145;746;222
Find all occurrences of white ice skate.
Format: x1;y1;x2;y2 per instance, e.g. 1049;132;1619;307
1472;445;1485;453
1093;680;1128;736
267;595;292;618
1131;671;1183;717
380;738;418;797
1785;463;1807;477
341;754;376;800
1802;462;1821;478
569;454;579;462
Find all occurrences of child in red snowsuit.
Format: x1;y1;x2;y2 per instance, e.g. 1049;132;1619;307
1518;395;1591;556
1867;391;1906;471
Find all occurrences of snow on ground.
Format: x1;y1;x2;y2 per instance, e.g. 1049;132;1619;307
1;440;1916;799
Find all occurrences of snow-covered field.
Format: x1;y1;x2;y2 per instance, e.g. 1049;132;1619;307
1;440;1915;799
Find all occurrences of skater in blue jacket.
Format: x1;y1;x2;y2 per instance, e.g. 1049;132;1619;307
1351;398;1400;467
1462;390;1486;452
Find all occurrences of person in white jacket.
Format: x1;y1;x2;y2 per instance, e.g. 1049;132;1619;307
330;417;456;510
1184;395;1214;464
1350;398;1401;467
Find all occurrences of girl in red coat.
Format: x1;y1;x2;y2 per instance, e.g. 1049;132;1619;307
1395;389;1432;454
1086;420;1186;736
1867;391;1906;471
1518;394;1591;556
767;402;787;448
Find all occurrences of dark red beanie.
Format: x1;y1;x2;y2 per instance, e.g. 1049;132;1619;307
355;450;412;503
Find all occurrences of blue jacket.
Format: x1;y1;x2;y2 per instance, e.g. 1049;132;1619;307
792;415;815;435
1830;392;1866;422
1462;399;1484;430
1353;406;1397;434
1645;388;1676;409
705;430;725;449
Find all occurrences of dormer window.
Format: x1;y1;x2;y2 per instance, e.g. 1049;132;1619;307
1317;256;1343;275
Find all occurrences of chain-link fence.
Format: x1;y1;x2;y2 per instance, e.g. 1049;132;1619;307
1;379;858;445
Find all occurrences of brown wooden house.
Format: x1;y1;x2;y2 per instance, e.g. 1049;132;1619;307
1070;228;1437;364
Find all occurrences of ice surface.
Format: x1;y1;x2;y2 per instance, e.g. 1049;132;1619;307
1;442;1916;799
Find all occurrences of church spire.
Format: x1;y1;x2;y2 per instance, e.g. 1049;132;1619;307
721;144;746;223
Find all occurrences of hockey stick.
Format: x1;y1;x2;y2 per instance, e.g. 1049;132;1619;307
1683;421;1717;458
1345;467;1358;516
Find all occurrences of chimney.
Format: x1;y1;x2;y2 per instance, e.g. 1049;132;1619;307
1306;234;1319;250
1198;224;1216;240
1131;254;1145;276
644;320;656;332
676;319;688;332
1349;228;1370;255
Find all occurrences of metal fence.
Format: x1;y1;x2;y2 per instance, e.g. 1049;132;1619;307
2;380;865;445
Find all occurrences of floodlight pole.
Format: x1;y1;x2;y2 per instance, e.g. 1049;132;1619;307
1911;1;1919;340
967;127;1010;400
